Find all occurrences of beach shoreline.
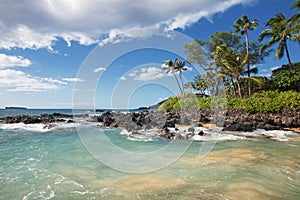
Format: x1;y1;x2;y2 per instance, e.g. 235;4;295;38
0;109;299;140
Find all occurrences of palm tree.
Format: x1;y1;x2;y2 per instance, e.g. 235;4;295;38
233;15;258;97
192;75;208;94
291;0;300;10
259;13;300;71
163;58;187;94
289;0;300;40
212;44;247;98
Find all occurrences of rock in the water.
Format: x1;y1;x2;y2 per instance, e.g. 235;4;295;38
223;123;253;132
198;130;206;136
188;127;195;133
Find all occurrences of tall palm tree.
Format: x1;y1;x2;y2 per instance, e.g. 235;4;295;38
233;15;258;97
213;44;247;98
259;13;299;71
163;58;187;94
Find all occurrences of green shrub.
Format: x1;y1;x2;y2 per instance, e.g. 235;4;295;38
243;90;300;113
198;97;212;109
158;91;300;113
158;96;178;111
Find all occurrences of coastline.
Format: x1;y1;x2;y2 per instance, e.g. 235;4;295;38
0;108;299;140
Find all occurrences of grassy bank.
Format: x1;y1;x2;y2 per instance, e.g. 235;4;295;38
158;90;300;113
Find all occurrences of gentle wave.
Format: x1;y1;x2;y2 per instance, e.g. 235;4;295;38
0;121;100;133
239;129;298;141
0;121;298;142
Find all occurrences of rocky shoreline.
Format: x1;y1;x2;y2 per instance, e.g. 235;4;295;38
0;109;299;139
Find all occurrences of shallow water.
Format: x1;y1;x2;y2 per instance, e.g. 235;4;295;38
0;123;299;200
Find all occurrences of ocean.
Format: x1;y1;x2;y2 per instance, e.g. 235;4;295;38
0;109;299;199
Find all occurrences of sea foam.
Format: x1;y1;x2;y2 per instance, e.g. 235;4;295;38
0;121;99;133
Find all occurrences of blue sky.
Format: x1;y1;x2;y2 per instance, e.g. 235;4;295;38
0;0;299;109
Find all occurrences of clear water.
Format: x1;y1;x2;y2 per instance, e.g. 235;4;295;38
0;110;299;199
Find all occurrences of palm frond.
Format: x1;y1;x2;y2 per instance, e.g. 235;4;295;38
276;40;285;59
285;24;300;34
291;0;300;10
258;29;273;41
288;14;300;24
259;40;276;54
290;33;300;41
249;77;263;86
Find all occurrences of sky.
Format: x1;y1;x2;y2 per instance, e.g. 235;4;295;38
0;0;299;109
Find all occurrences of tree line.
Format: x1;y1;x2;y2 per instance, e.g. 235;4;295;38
163;0;300;98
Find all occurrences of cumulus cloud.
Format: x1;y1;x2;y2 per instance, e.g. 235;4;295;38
62;78;85;82
124;67;171;81
0;0;254;50
93;67;106;72
0;69;66;92
0;54;32;68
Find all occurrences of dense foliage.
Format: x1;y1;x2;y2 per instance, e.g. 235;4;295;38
160;1;299;113
179;0;299;99
158;91;300;113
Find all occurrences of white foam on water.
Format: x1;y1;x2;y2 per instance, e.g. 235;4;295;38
138;129;159;137
235;129;298;141
192;131;245;141
54;175;66;185
70;190;95;195
64;180;84;188
22;191;34;200
127;134;155;142
0;120;100;133
164;126;245;141
120;129;130;136
0;123;53;132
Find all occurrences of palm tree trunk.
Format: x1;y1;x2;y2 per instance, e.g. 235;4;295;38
231;78;237;98
180;72;184;93
245;31;251;97
284;40;294;71
173;73;183;94
236;78;242;98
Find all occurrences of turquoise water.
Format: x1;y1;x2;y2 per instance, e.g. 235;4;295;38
0;110;300;199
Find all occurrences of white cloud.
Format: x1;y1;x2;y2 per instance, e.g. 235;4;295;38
0;24;57;50
43;77;67;85
93;67;106;72
124;67;170;81
0;69;66;92
62;78;85;82
260;69;269;73
120;76;126;80
185;66;193;71
0;54;32;68
258;73;271;77
0;0;254;50
128;71;138;77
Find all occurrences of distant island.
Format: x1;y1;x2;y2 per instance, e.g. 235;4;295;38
5;107;27;110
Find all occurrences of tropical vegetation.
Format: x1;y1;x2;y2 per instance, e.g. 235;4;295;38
160;0;300;113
